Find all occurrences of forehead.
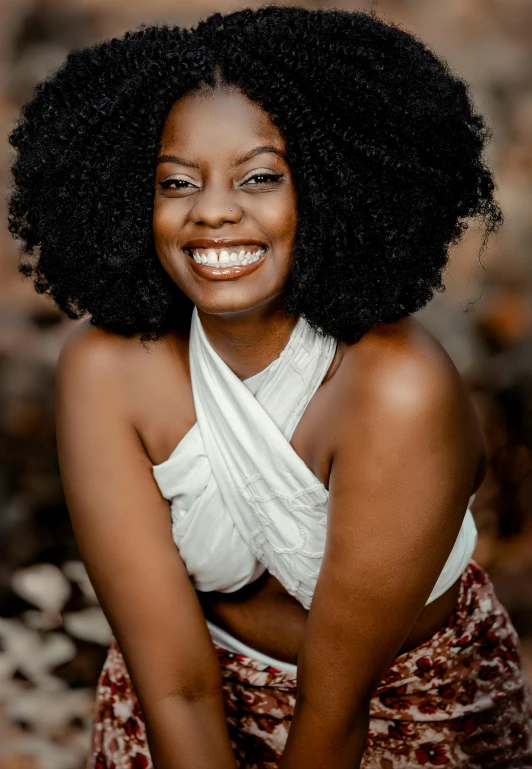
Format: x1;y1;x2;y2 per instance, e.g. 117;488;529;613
159;87;286;156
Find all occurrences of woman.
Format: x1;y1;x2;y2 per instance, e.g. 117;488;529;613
7;6;532;768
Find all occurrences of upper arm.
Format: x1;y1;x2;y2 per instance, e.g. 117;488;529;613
55;322;221;705
298;329;480;712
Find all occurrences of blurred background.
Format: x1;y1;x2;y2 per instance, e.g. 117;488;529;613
0;0;531;766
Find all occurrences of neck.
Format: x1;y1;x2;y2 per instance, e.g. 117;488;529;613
196;303;299;381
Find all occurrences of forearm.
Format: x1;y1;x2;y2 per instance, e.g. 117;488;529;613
279;698;370;769
144;690;237;769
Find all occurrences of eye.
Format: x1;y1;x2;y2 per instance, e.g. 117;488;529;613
159;179;197;190
243;173;284;186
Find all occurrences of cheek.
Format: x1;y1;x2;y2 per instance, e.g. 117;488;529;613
256;189;298;244
280;186;298;242
152;201;184;246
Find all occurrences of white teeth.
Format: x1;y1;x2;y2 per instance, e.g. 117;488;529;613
190;247;265;268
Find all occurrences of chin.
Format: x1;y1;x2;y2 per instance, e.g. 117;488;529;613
196;288;284;315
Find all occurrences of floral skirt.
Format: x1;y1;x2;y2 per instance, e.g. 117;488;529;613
87;560;532;768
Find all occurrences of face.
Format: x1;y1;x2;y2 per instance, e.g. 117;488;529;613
153;87;298;319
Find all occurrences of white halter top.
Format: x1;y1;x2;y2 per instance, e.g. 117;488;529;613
152;306;477;610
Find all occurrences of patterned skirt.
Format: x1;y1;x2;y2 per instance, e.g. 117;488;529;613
87;560;532;768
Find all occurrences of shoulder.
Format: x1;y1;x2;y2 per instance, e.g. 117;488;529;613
333;317;484;457
57;318;123;373
56;318;187;391
340;316;463;408
55;321;136;439
55;320;132;413
55;320;192;458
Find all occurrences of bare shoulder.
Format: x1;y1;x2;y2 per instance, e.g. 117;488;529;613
56;319;189;412
341;316;470;409
57;317;172;375
57;317;128;378
335;317;486;481
55;321;122;420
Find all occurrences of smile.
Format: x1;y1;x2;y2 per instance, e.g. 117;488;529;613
183;245;268;281
184;246;266;267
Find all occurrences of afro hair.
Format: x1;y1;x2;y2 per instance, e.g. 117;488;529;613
7;5;502;344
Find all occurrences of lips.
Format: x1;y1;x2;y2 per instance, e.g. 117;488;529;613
186;248;267;280
182;238;269;269
181;237;269;279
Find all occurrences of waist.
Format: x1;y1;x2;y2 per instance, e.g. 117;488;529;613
207;620;298;675
205;567;465;675
199;505;478;664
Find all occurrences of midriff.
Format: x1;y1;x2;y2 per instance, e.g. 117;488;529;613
197;568;462;666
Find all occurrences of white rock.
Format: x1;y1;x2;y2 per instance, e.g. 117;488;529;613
0;618;41;681
63;607;112;646
11;564;71;613
0;619;75;691
62;560;98;603
21;633;76;685
5;686;94;736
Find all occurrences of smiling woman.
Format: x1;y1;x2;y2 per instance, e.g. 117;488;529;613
152;88;298;309
6;6;532;769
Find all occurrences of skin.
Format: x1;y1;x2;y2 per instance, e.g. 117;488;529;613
153;85;300;378
55;87;487;769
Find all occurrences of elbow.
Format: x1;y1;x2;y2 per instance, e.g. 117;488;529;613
147;645;225;705
157;672;225;705
169;683;225;705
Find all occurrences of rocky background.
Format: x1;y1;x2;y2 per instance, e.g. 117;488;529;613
0;0;531;767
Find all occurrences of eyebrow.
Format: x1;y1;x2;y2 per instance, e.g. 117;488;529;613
155;145;287;169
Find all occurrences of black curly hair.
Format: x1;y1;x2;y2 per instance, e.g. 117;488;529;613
7;5;502;345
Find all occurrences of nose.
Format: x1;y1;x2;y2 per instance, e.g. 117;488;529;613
189;186;242;228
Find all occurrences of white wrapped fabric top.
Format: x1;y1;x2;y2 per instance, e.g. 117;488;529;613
152;305;478;609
